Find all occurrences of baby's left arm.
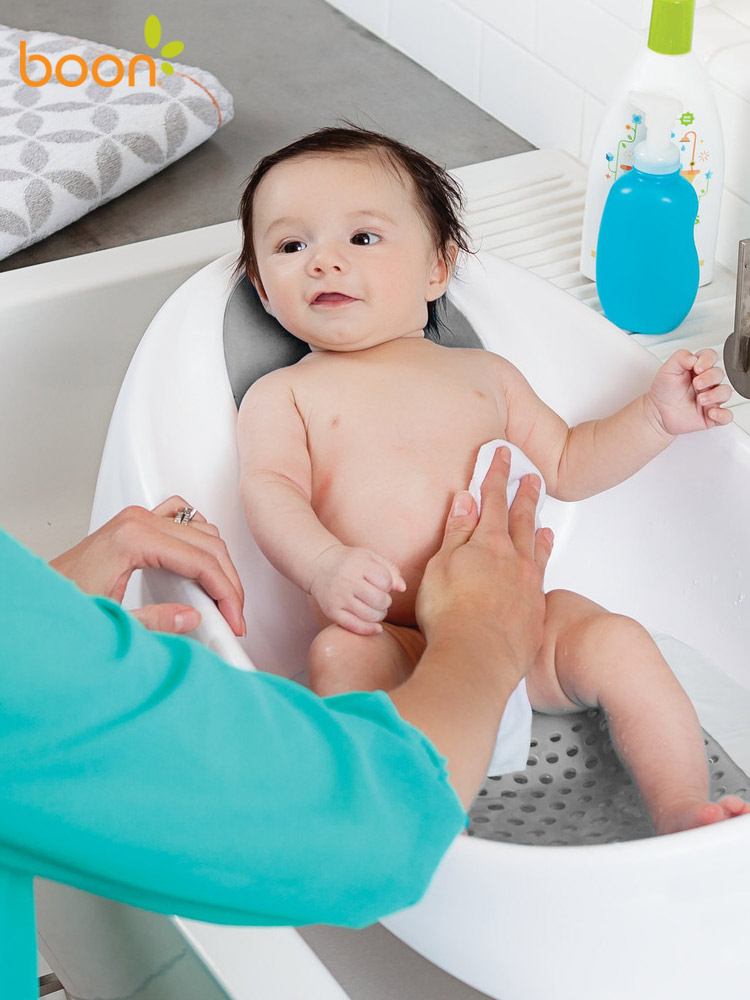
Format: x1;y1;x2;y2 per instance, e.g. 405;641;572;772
503;349;732;502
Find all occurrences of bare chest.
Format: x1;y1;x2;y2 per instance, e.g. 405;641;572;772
293;350;507;620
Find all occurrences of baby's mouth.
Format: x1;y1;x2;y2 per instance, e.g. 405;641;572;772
311;292;358;306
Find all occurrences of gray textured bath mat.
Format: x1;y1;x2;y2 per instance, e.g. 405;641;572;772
468;708;750;845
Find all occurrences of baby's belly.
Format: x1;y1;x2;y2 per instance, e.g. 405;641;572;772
313;455;475;626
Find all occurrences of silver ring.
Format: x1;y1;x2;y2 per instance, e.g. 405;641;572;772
174;506;198;524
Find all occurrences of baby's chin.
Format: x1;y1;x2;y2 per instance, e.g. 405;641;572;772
303;329;428;353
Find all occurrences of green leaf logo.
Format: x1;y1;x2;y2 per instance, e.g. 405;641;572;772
144;14;184;75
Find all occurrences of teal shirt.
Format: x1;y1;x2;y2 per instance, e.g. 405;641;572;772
0;528;467;999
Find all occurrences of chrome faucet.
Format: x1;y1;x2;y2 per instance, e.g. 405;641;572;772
724;238;750;398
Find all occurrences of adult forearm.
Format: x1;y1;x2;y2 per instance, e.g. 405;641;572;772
556;393;674;500
389;631;519;809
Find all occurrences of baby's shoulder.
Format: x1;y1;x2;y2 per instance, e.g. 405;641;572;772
446;345;514;376
239;364;298;406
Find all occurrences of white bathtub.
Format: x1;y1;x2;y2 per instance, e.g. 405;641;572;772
3;219;750;1000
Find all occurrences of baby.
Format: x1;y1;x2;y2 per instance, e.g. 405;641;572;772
236;125;748;836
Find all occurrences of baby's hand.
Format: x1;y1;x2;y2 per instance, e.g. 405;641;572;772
309;544;407;636
646;349;733;435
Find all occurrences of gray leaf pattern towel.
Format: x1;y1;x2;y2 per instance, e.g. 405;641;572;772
0;24;234;259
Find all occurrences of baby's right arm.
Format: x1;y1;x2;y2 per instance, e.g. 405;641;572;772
237;372;405;635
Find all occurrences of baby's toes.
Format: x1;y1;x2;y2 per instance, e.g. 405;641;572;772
717;796;750;819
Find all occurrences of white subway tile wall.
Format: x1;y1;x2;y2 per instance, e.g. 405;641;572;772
389;0;482;100
479;28;585;157
322;0;750;272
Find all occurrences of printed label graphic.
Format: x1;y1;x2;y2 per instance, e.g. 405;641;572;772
603;107;713;229
19;15;185;88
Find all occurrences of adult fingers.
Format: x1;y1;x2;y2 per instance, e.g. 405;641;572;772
134;524;246;636
534;527;555;577
435;490;480;557
132;603;201;634
475;447;512;534
507;474;542;556
151;496;209;524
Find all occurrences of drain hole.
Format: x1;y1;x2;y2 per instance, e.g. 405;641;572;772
566;746;579;757
563;768;577;780
513;775;529;785
546;753;559;764
550;732;562;743
539;774;554;785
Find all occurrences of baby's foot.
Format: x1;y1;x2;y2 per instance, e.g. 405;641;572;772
657;796;750;836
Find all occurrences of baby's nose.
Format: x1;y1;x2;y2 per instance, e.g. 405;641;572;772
308;242;348;274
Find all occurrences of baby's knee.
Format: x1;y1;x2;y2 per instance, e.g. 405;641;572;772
586;610;651;648
308;624;356;696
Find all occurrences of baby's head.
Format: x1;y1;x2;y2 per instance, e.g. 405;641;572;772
235;125;471;348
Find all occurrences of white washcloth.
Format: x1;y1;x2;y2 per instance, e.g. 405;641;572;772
468;440;547;777
0;23;234;260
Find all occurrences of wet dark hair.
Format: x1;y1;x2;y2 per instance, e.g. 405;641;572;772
234;124;472;339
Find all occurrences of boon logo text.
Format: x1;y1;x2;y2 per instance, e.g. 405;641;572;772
19;15;184;88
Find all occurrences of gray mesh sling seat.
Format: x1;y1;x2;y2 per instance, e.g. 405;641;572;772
222;275;750;848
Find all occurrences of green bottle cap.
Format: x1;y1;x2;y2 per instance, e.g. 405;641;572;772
648;0;695;55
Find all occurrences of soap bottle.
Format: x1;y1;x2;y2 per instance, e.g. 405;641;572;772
580;0;723;287
596;92;699;336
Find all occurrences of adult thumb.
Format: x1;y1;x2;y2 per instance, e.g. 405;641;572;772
132;603;202;634
440;491;479;549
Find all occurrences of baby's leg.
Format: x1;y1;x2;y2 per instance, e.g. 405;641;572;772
308;622;426;697
527;590;750;836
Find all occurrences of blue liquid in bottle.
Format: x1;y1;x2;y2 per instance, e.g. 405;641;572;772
596;165;699;335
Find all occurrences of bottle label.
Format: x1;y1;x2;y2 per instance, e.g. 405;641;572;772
603;110;643;182
595;103;719;275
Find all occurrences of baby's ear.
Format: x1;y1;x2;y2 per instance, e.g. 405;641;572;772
250;273;275;317
425;244;455;302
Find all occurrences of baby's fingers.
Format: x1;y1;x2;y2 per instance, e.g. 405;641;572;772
336;608;383;636
697;384;732;409
364;558;407;594
693;366;728;392
354;579;393;613
693;348;718;375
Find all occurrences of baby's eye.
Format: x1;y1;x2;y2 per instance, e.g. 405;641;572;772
351;231;381;246
280;240;307;253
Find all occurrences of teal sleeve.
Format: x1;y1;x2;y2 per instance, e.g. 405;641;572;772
0;527;466;983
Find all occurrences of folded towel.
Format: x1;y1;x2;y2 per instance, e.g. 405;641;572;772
0;23;234;260
468;439;547;777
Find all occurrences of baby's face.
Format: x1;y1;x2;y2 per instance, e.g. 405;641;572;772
250;153;450;351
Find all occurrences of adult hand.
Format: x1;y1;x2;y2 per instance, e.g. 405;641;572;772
416;446;553;682
50;497;246;636
393;447;553;807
